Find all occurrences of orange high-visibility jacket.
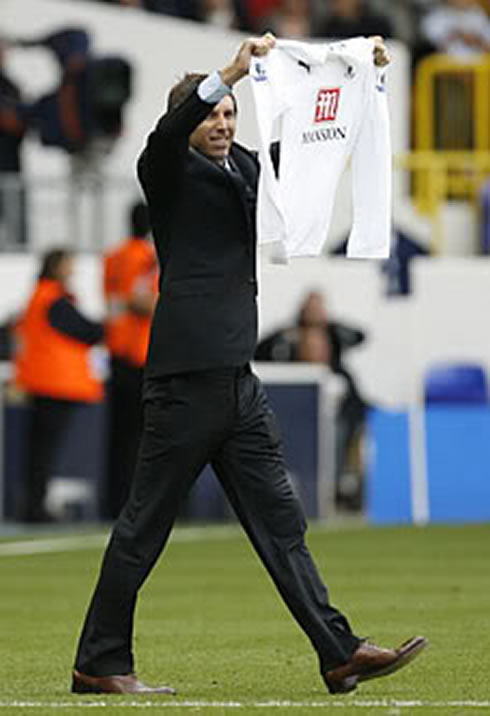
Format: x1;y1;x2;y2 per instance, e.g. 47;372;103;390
104;237;158;367
15;279;103;402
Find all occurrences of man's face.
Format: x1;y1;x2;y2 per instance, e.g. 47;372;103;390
189;95;236;162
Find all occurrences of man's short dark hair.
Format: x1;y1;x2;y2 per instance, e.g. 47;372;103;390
168;73;207;110
167;72;237;113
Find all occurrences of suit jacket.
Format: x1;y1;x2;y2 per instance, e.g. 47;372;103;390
138;89;259;377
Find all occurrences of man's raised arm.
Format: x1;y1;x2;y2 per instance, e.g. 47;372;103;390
138;33;276;194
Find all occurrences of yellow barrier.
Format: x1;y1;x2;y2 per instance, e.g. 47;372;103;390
413;53;490;219
415;53;490;154
395;152;490;253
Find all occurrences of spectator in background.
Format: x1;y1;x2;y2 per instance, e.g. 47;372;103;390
380;230;430;297
102;201;158;519
14;249;104;523
331;229;430;297
420;0;490;56
88;0;203;20
148;0;237;24
201;0;281;30
255;290;366;509
17;28;132;161
257;0;312;37
298;292;366;510
313;0;394;39
202;0;236;28
0;37;27;244
98;0;142;5
144;0;203;19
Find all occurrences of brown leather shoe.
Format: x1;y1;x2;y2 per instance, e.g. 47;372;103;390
324;636;428;694
71;670;176;695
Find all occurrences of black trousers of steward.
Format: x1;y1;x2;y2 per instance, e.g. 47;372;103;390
21;396;78;522
74;366;360;675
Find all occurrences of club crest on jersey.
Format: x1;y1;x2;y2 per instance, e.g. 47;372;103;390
314;88;341;123
251;61;267;83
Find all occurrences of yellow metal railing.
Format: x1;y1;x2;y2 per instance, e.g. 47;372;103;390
395;152;490;253
409;55;490;250
415;53;490;155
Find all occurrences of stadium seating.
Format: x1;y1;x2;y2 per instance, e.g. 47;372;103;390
424;362;488;404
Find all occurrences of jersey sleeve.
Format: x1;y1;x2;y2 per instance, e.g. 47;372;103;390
250;51;292;253
347;65;392;259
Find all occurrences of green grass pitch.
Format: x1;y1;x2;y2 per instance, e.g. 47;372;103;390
1;523;490;715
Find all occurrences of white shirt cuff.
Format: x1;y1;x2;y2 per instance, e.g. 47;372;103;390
198;71;231;104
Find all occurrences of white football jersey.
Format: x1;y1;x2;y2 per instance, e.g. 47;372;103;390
249;38;392;261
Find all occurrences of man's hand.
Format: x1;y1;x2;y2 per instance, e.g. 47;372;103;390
220;33;276;88
370;36;391;67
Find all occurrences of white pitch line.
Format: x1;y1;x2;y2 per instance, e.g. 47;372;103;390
0;521;368;558
0;534;108;556
0;525;242;557
0;701;489;709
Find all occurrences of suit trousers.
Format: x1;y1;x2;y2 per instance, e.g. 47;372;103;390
74;366;360;675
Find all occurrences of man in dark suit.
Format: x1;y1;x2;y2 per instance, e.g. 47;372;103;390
72;34;427;696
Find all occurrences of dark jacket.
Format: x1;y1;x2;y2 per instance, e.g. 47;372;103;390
137;89;258;376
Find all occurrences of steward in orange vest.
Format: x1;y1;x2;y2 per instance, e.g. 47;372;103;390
14;248;104;522
104;225;158;368
16;279;103;402
102;201;158;519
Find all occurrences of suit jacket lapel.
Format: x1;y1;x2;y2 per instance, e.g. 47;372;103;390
227;145;257;244
188;145;257;246
230;144;258;193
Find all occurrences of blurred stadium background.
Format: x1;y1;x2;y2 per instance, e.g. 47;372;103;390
2;0;490;526
1;0;490;712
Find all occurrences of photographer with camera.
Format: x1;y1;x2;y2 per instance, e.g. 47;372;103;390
0;36;27;245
